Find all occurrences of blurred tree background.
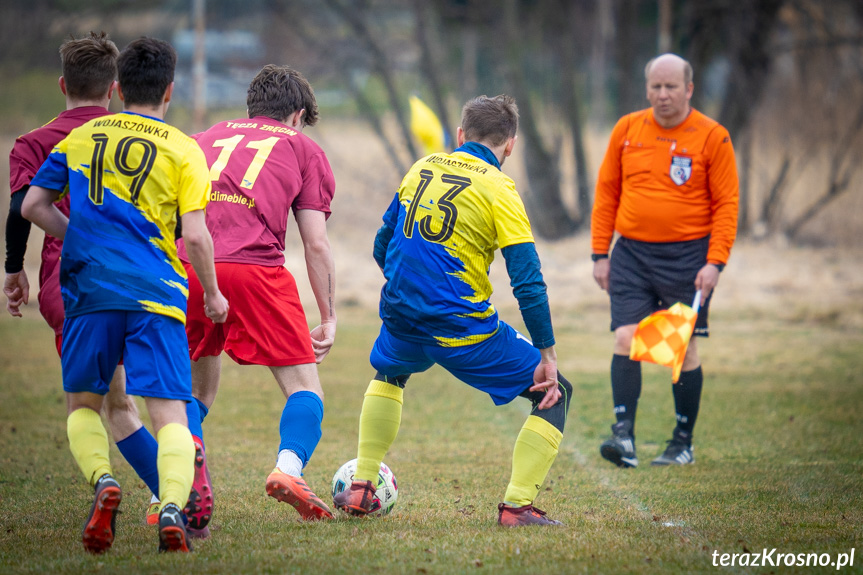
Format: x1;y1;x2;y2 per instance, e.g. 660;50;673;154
0;0;861;246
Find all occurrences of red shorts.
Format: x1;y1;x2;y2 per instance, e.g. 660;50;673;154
184;262;315;366
38;245;65;339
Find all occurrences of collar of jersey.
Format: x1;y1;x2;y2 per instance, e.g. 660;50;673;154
454;141;500;170
60;106;107;118
119;110;165;123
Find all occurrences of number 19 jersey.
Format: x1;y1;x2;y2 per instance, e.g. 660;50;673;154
380;150;535;347
30;111;211;323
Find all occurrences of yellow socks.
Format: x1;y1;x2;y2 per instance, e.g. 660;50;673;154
156;423;195;511
67;408;113;486
356;380;403;481
503;415;563;507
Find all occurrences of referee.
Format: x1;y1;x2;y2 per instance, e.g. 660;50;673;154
590;53;739;467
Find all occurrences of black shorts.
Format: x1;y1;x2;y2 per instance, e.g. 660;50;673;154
609;235;712;336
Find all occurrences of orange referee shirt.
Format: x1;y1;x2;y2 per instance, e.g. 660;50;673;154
591;108;739;265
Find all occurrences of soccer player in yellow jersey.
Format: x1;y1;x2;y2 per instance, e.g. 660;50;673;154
334;95;572;526
23;37;228;553
3;31;212;537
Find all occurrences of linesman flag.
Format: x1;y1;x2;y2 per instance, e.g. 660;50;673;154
409;95;447;156
629;291;702;383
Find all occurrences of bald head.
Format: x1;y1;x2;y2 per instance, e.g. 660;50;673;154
645;54;692;86
644;53;694;128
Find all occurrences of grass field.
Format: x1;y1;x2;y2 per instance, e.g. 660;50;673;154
1;292;861;574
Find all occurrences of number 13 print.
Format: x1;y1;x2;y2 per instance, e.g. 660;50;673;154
403;169;471;243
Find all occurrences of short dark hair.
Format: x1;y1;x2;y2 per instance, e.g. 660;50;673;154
59;31;118;101
247;65;319;127
117;37;176;107
460;95;518;147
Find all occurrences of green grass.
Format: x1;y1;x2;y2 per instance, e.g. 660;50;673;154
0;304;861;574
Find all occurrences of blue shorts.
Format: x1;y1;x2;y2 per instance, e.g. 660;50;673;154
369;321;541;406
62;310;193;400
609;235;712;336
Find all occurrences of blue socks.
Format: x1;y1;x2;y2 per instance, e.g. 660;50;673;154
116;426;160;497
185;399;204;444
278;391;324;466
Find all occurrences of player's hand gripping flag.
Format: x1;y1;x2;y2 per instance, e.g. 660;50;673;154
409;95;447;156
629;291;702;383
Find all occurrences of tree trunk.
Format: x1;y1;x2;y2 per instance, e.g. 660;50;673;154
414;0;453;145
280;4;407;176
717;0;786;139
323;0;419;161
500;0;577;240
736;127;752;236
657;0;673;53
589;0;613;128
785;100;863;239
560;1;591;227
614;0;641;117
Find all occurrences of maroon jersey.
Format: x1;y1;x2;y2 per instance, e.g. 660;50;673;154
178;116;335;266
8;106;109;334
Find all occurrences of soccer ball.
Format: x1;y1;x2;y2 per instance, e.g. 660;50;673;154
331;458;398;516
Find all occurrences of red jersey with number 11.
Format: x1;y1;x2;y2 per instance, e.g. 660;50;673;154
178;115;335;266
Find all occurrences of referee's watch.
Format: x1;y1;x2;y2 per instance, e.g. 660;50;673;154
591;253;608;262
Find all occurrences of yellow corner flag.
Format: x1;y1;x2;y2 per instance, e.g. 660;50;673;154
409;95;446;156
629;291;701;383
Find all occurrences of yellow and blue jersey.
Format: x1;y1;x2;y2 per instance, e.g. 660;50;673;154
30;111;210;324
378;145;535;347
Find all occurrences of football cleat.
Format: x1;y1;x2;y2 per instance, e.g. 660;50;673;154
651;428;694;466
600;419;638;468
332;479;377;517
266;469;334;520
184;438;214;530
497;503;562;527
82;474;122;554
145;499;160;526
158;503;192;552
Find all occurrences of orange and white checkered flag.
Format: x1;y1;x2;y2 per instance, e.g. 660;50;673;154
629;291;701;383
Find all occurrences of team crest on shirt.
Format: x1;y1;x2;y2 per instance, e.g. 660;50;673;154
670;156;692;185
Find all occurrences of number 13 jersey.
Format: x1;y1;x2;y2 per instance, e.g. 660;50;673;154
30;111;210;323
379;149;535;347
177;116;336;267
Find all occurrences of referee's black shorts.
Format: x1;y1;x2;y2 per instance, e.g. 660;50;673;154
608;235;712;336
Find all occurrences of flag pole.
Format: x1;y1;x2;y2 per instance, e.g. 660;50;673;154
692;290;702;315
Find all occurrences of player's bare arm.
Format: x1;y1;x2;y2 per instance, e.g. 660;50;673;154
21;186;67;240
296;209;336;363
181;209;228;323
